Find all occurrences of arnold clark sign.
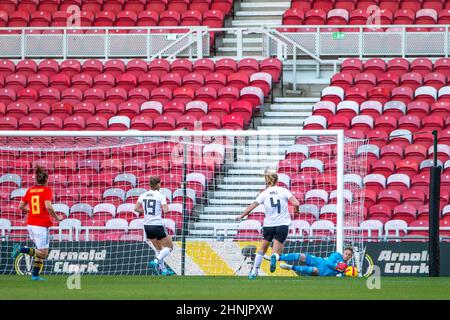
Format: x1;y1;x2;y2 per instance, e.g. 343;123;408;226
363;242;450;276
0;241;156;275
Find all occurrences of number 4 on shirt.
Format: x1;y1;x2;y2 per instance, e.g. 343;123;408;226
270;197;281;214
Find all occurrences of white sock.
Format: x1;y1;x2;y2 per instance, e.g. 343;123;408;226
252;253;263;274
159;260;167;271
156;247;172;263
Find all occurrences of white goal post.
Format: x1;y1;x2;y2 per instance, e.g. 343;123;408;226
0;129;367;276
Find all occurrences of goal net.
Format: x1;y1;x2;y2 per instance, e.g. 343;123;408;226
0;130;368;276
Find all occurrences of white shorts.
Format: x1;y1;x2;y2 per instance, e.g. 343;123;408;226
27;225;50;250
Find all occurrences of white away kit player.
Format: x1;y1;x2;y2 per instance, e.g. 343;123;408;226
236;169;300;279
134;176;175;276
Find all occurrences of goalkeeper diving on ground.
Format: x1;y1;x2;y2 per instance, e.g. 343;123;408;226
268;247;354;276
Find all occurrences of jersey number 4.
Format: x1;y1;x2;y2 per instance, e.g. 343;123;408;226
143;199;157;215
270;197;281;214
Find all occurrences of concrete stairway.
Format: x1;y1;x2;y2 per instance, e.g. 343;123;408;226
257;97;320;130
190;97;319;237
217;0;289;57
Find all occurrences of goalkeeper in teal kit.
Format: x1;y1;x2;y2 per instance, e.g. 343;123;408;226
274;247;354;276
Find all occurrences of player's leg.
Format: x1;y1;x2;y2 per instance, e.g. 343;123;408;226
249;226;275;279
280;263;320;276
278;252;307;263
147;238;163;274
29;227;49;281
156;236;175;276
149;226;174;275
12;226;37;259
31;249;47;280
145;225;164;274
151;239;167;273
249;239;270;279
148;238;163;274
269;225;289;273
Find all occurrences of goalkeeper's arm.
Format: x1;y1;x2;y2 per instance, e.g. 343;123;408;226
326;253;347;272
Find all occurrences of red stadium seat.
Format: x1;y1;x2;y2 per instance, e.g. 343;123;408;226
222;114;244;130
260;58;282;83
199;114;221;130
202;9;224;28
409;58;433;76
371;159;395;177
304;8;326;24
207;100;229;118
368;204;393;223
283;8;305;25
189;0;211;13
237;58;260;76
393;204;417;224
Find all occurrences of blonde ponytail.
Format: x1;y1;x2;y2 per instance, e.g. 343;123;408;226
264;169;278;187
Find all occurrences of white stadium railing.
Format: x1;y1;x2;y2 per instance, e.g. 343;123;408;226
1;25;450;60
0;26;210;59
1;25;450;92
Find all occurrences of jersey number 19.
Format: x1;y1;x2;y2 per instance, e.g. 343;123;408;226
143;199;157;215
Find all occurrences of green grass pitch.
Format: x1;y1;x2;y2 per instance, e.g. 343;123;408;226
1;275;450;300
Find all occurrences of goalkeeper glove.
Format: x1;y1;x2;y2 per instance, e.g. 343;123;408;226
335;262;348;273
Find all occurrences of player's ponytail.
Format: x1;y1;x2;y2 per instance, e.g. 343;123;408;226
35;166;49;186
149;176;161;190
264;169;278;187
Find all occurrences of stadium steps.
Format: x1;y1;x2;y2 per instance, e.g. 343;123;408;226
257;97;319;130
217;0;287;57
191;97;317;237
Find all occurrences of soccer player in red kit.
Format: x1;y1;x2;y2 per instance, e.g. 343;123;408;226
11;166;64;281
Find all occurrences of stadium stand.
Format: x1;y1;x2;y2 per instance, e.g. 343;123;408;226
0;0;448;246
296;57;450;240
0;58;280;130
282;1;450;28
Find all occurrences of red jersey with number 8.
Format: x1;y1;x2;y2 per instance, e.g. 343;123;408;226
22;186;53;227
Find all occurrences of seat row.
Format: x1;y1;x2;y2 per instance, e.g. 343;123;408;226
0;58;282;81
290;0;450;12
282;8;450;25
341;58;450;76
279;157;450;181
361;189;450;211
305;115;450;139
0;113;248;130
236;218;450;240
320;85;450;106
277;25;448;32
0;160;218;184
0;72;272;93
0;83;267;102
0;9;226;27
0;0;233;15
332;72;450;90
0;185;199;210
281;174;450;202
